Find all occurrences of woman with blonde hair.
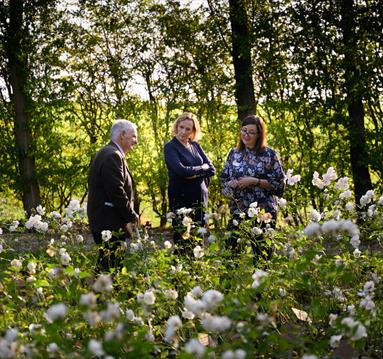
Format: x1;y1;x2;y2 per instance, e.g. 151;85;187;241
164;112;215;253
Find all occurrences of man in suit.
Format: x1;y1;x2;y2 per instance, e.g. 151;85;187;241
87;119;139;272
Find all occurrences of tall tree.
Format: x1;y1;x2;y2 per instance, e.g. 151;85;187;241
340;0;372;204
227;0;256;120
3;0;40;213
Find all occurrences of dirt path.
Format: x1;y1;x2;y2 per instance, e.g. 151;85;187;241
1;227;173;254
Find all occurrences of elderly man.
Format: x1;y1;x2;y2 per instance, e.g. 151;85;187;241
87;119;139;272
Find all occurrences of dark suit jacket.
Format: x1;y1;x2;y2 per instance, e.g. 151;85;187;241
87;141;137;234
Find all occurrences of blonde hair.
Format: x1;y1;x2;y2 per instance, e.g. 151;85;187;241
172;112;202;141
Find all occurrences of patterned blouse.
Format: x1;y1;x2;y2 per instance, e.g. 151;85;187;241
220;147;285;215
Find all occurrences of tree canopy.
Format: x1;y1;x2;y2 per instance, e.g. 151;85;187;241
0;0;382;224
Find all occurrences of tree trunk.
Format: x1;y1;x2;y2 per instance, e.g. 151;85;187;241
340;0;372;206
228;0;256;121
6;0;41;213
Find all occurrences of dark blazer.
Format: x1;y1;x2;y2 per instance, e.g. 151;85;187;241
87;141;137;234
164;137;215;213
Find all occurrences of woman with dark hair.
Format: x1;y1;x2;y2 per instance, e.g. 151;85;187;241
220;115;285;259
164;112;215;253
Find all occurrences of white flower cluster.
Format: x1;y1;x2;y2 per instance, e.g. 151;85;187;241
137;289;156;306
0;328;19;358
44;303;68;322
201;290;224;311
329;310;368;347
83;310;101;327
338;184;353;206
164;315;182;343
358;280;377;316
193;245;204;258
166;212;176;222
360;190;374;208
182;216;193;227
100;302;121;322
341;317;367;341
183;288;224;317
65;199;81;219
201;313;231;332
180;287;232;335
105;322;125;342
47;267;61;279
312;167;338;189
130;239;143;252
125;309;144;326
251;269;268;289
49;211;61;220
27;262;37;275
164;289;178;300
330;334;342;348
285;169;301;186
222;348;247;359
184;338;206;357
197;227;208;235
310;209;322;222
59;218;73;233
204;212;220;222
36;205;45;215
88;339;104;357
80;292;97;307
328;313;338;327
247;201;260;218
10;259;23;271
339;189;352;200
25;214;48;232
92;274;113;293
47;342;59;354
334;177;349;191
332;287;346;303
278;198;287;209
9;221;19;232
59;247;71;266
303;219;360;248
168;208;195;237
367;204;377;217
101;230;112;241
75;234;84;243
170;263;183;275
176;207;193;216
126;309;135;321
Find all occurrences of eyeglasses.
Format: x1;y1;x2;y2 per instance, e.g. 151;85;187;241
240;128;257;136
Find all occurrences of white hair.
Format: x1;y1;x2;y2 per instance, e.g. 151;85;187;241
110;119;137;141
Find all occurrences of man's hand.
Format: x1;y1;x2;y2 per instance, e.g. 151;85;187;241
126;222;135;236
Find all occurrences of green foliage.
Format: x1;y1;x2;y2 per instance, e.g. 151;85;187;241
1;0;382;221
0;174;383;357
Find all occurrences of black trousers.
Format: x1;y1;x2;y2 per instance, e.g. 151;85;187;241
172;206;205;256
226;213;276;261
92;231;130;272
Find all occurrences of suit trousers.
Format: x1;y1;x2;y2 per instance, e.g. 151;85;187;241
226;213;276;262
92;231;130;272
